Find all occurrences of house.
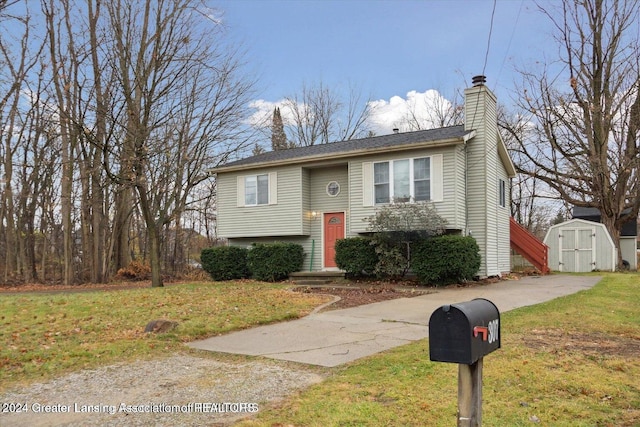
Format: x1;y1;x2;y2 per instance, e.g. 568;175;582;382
210;76;517;278
571;207;638;270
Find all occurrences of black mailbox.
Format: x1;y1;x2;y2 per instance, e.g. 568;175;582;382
429;298;500;365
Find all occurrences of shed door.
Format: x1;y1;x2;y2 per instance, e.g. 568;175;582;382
559;228;595;272
324;212;344;268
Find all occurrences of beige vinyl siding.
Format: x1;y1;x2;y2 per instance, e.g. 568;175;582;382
464;137;489;276
309;166;349;270
349;160;365;235
217;165;305;238
483;141;500;276
496;160;511;274
309;166;349;213
453;145;468;231
349;146;463;234
302;168;311;235
464;84;500;277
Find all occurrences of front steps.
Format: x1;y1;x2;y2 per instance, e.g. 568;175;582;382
289;271;345;285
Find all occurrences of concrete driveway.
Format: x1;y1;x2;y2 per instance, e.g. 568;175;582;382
188;275;601;367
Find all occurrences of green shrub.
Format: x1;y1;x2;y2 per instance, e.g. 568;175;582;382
366;201;447;278
200;246;249;281
247;242;304;282
411;235;480;286
374;242;409;279
335;237;378;277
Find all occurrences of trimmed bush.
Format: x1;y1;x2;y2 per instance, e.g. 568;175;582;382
334;237;378;277
373;241;409;279
247;242;304;282
411;235;481;286
201;246;249;281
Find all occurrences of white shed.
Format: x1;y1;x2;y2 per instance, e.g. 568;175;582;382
543;219;616;272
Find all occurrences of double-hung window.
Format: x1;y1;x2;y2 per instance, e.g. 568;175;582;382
373;162;390;204
245;174;269;205
374;157;431;204
413;158;431;201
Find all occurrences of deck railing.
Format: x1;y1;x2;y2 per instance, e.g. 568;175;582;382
510;217;550;274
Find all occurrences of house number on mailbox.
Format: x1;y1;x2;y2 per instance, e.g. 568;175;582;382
473;319;499;344
487;319;499;344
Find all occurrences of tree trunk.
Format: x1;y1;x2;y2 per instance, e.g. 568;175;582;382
2;170;17;282
113;186;133;273
61;139;74;285
137;181;163;288
147;223;164;288
2;88;20;282
79;161;93;282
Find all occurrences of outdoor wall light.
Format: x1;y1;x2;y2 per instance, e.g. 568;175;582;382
311;211;318;220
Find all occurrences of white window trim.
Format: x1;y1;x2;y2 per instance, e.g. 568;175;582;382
237;172;277;207
373;157;431;204
326;181;340;197
498;178;506;208
362;154;442;207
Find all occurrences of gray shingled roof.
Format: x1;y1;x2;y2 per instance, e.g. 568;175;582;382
214;125;468;172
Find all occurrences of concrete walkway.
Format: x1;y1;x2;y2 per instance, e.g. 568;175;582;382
188;275;601;367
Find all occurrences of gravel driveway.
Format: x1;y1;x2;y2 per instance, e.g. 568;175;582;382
0;353;325;427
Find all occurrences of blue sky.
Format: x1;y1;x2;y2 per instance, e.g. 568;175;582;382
217;0;554;114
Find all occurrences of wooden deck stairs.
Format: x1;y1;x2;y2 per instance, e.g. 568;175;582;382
510;217;550;274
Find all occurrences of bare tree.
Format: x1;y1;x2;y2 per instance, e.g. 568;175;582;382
103;0;255;287
0;4;44;282
0;0;254;286
503;0;640;266
500;107;559;238
42;0;86;285
283;81;372;146
401;89;464;131
0;0;19;14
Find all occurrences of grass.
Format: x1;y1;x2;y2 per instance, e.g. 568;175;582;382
237;273;640;427
2;274;638;426
0;281;331;391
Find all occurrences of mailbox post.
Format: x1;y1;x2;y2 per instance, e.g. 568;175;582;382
429;298;500;427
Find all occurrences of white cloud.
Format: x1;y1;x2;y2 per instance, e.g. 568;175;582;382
367;89;454;135
247;89;455;138
247;99;277;128
247;99;303;128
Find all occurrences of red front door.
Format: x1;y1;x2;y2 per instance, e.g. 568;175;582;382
324;212;345;268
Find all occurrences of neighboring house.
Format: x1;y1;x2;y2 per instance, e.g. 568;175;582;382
571;207;638;270
210;77;517;278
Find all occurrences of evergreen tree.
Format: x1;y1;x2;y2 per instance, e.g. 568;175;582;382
270;107;288;150
252;143;266;156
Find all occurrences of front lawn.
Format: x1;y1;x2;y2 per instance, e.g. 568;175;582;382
238;273;640;426
0;281;331;391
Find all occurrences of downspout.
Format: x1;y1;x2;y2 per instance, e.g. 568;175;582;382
310;239;315;271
